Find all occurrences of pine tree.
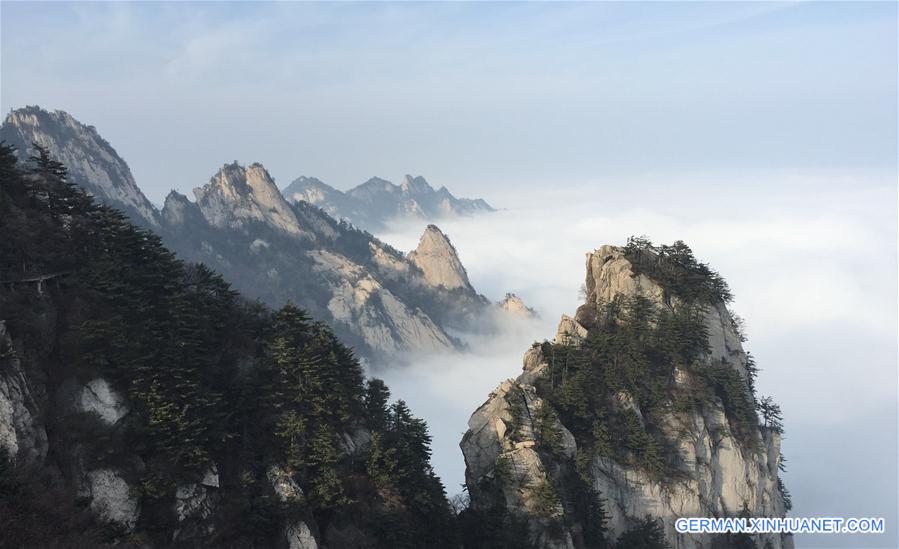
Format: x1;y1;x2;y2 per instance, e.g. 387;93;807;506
614;517;671;549
757;396;784;434
365;378;391;432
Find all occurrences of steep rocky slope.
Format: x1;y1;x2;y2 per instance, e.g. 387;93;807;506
0;106;159;227
409;224;475;291
0;146;456;548
194;162;314;238
1;106;524;363
161;163;492;360
460;242;792;549
283;173;494;233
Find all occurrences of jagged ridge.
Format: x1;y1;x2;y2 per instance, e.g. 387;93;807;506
0;106;524;363
283;173;494;233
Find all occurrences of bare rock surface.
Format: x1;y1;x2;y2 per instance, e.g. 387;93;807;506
408;225;473;291
78;378;129;425
0;321;47;466
498;293;538;318
82;469;140;531
194;162;310;238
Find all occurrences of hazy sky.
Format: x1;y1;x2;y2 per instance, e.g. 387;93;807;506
1;2;896;205
3;2;897;547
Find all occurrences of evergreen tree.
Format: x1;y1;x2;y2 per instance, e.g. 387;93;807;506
614;517;671;549
365;378;391;431
757;396;784;433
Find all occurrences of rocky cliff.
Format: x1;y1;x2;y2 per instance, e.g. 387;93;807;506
409;224;474;291
460;242;792;549
283;173;494;233
0;106;159;227
194;162;313;238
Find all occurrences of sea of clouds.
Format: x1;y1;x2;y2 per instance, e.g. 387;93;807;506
372;172;897;547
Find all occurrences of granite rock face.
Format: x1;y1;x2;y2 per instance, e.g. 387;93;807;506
77;378;129;425
461;245;792;549
80;469;140;531
194;162;311;238
408;225;473;291
309;250;456;354
0;321;47;467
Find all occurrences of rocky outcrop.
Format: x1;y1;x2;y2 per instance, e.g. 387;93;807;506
194;162;311;238
461;244;792;549
0;106;159;227
268;464;304;503
0;321;47;466
267;465;320;549
285;521;319;549
408;225;473;291
463;380;578;549
309;250;456;354
554;315;587;347
80;469;140;531
173;464;220;527
498;293;538;318
161;190;198;227
576;245;750;380
77;378;129;425
283;173;494;232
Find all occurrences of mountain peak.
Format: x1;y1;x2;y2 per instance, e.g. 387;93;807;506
161;190;197;226
400;174;434;195
461;241;788;549
497;293;537;318
347;177;398;200
282;176;340;207
295;175;493;232
193;162;307;237
408;225;472;290
0;106;159;227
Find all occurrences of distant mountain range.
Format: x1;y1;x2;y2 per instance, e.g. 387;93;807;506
282;174;494;232
0;106;529;363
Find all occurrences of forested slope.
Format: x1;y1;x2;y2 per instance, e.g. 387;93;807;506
0;143;454;548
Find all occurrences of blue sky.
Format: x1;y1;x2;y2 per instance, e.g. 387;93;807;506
1;1;895;203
